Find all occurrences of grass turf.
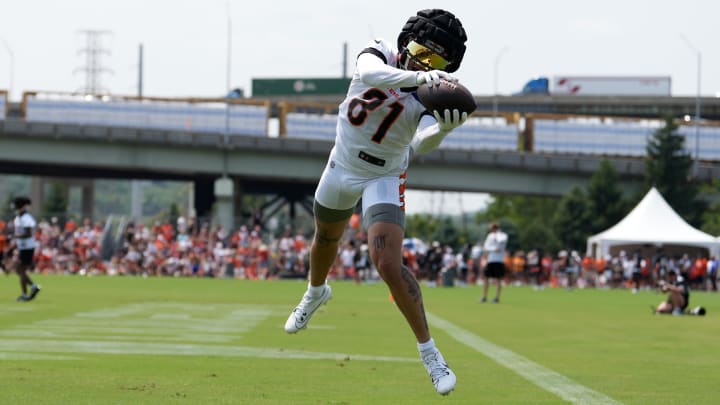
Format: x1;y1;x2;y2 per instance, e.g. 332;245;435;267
0;275;718;404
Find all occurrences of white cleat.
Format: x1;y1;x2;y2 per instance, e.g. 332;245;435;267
422;348;456;395
284;284;332;333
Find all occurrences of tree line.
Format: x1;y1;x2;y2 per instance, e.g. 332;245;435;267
407;116;720;253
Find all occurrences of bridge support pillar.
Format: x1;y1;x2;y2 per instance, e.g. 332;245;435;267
214;176;235;233
29;177;44;216
78;180;94;219
28;177;94;220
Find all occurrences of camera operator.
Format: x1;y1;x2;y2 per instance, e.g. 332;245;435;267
655;269;689;315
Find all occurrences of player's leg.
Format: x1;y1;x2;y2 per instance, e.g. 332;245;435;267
656;300;672;314
481;270;489;302
309;208;352;286
363;176;455;395
16;249;39;301
366;212;455;394
668;291;686;314
284;163;358;333
493;265;504;302
367;219;428;339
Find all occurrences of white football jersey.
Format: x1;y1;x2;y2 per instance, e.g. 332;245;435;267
13;211;37;250
330;38;429;177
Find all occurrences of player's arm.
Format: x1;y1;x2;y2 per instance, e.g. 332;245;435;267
15;226;32;239
410;109;467;154
661;283;682;293
357;51;456;89
357;52;418;88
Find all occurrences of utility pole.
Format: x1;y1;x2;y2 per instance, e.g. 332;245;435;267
137;43;144;98
342;42;348;78
492;46;509;120
680;34;702;178
131;43;145;222
74;30;113;95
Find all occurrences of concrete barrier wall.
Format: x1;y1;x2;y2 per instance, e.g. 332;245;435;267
534;119;720;160
25;96;268;136
18;94;720;160
442;118;518;151
285;112;336;141
678;125;720;160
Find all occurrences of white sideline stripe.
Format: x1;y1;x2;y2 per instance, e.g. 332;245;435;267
0;330;240;343
33;320;253;333
6;325;251;335
428;313;622;405
0;352;81;360
0;339;417;363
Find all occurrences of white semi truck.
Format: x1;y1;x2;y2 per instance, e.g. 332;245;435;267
516;76;672;96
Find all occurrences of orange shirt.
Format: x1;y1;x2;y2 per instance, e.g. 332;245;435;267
0;220;6;251
595;258;607;272
541;256;553;273
511;255;526;273
692;258;707;278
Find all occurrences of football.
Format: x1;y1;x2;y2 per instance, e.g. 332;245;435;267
416;79;477;115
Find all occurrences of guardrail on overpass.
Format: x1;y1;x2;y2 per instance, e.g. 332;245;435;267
11;91;720;161
2;118;720;196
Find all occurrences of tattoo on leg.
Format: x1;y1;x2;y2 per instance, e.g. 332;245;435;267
419;302;429;332
401;265;420;302
400;265;429;332
373;235;386;251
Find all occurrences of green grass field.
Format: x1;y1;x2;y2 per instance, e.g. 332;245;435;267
0;275;718;404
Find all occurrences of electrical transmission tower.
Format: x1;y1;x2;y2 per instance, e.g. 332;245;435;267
74;30;113;95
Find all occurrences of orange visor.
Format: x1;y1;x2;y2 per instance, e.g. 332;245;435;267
406;40;450;71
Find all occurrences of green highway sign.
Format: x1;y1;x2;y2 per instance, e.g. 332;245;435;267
252;78;351;96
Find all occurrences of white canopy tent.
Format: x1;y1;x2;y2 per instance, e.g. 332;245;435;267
586;187;720;259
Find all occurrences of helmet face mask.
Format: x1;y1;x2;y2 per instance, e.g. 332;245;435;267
400;40;450;71
397;9;467;73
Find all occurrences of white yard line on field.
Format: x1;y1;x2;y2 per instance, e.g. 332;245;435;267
0;339;417;362
0;352;81;360
428;313;622;405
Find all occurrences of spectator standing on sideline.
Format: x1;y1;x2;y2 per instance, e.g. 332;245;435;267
283;9;469;395
630;250;642;293
0;220;7;274
707;255;718;291
527;249;541;290
425;241;443;287
10;197;41;301
480;222;507;303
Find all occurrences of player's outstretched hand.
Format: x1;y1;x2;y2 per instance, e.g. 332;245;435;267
416;70;457;87
434;109;468;131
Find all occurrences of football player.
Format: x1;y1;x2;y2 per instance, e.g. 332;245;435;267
285;9;468;395
11;196;41;301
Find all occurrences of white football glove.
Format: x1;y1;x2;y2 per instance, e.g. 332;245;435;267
416;70;457;87
433;109;468;132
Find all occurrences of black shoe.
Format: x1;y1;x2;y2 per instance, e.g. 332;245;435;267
28;285;41;301
16;295;29;302
479;297;487;303
491;297;500;304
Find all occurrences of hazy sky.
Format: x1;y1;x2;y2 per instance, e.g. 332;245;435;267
0;0;718;101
